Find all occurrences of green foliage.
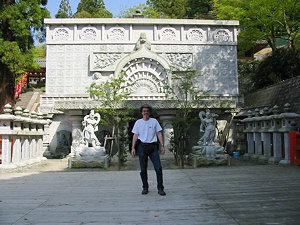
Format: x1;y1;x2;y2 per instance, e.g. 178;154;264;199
55;0;72;18
118;3;162;18
165;68;209;167
146;0;214;19
252;48;300;89
74;0;112;18
212;0;300;53
237;59;260;94
88;72;133;166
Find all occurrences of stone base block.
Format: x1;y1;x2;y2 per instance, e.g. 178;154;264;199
268;157;282;164
68;155;110;168
258;155;269;164
188;153;229;168
279;159;290;165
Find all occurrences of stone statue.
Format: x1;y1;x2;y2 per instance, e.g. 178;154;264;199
136;32;151;50
198;109;218;146
82;110;101;147
188;109;228;167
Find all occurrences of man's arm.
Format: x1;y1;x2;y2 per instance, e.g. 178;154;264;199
131;133;138;157
156;131;165;155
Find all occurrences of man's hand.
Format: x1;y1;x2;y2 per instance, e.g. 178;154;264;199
161;146;165;155
131;148;136;157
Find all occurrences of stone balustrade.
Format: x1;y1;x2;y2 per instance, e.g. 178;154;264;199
241;103;300;165
0;104;51;169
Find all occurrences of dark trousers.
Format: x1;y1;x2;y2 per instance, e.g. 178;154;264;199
137;143;164;191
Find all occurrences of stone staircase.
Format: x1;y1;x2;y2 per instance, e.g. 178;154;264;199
15;89;42;112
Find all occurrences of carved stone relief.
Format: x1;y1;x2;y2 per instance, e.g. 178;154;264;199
213;29;231;42
187;28;205;41
160;27;177;41
122;58;168;98
53;28;71;41
108;27;125;41
80;27;97;41
91;53;122;71
165;53;193;70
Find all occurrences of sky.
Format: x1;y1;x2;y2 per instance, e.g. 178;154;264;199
46;0;147;18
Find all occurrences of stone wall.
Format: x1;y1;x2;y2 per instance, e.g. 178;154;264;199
244;76;300;113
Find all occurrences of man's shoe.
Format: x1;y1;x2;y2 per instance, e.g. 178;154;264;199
158;190;166;196
141;190;149;195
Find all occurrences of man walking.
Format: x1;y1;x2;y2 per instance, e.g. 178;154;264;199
131;105;166;196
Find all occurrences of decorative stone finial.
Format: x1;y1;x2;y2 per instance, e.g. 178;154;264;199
37;112;43;120
31;111;37;119
14;106;23;116
263;107;269;116
283;103;291;113
23;109;30;117
247;110;252;118
4;104;12;114
273;105;279;115
254;108;260;117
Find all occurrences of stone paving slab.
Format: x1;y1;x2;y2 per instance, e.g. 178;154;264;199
0;159;300;225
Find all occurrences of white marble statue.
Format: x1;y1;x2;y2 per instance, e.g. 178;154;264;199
198;109;218;146
82;110;101;147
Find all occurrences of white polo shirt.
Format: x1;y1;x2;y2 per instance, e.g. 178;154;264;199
132;118;162;143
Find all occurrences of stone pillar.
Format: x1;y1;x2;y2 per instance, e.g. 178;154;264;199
261;132;271;161
70;115;83;156
43;119;51;157
159;111;175;153
22;138;30;161
1;136;11;165
12;136;21;163
269;132;282;164
246;133;254;155
253;133;262;160
279;132;290;165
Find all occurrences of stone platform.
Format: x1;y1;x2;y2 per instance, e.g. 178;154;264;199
68;155;110;168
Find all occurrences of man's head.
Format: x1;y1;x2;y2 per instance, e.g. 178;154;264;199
140;104;152;119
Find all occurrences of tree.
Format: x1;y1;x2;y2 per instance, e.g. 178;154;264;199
118;3;162;18
212;0;300;53
252;48;300;89
0;0;50;112
88;72;133;169
146;0;189;18
146;0;214;19
74;0;112;18
165;68;209;168
55;0;72;18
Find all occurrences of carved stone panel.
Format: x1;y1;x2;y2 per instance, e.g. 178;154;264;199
187;28;205;41
122;58;168;99
165;53;193;70
80;27;98;41
107;27;126;41
213;29;231;42
53;27;71;41
90;53;122;71
160;27;177;41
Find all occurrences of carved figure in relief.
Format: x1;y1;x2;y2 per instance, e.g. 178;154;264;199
198;109;218;145
82;110;101;147
136;32;151;50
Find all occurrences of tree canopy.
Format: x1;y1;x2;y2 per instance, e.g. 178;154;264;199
74;0;112;18
145;0;214;19
55;0;72;18
212;0;300;52
118;3;162;18
0;0;50;111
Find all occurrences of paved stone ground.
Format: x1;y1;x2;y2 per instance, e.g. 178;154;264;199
0;156;300;225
